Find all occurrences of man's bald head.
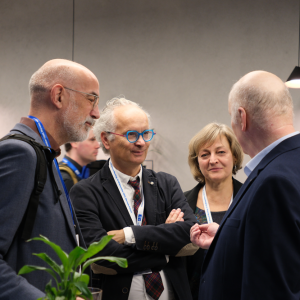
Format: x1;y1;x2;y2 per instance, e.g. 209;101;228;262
229;71;293;130
29;59;98;104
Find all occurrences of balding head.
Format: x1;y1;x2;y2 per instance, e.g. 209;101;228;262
229;71;293;130
28;59;100;146
29;59;98;106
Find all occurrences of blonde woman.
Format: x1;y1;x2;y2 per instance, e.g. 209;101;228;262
184;122;244;300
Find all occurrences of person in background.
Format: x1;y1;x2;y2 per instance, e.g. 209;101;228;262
71;97;197;300
59;129;100;192
0;59;100;300
184;122;243;300
191;71;300;300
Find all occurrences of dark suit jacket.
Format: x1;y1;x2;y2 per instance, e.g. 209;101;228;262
0;123;84;300
71;161;197;300
199;134;300;300
184;178;242;300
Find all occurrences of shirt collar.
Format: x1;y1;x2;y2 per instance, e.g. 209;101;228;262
244;131;299;177
113;164;143;186
20;117;61;157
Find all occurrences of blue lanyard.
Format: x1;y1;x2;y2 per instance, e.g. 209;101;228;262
28;115;75;225
62;157;90;180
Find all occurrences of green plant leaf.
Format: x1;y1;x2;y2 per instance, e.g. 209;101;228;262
74;281;92;299
34;253;63;277
45;280;57;299
78;235;113;265
18;265;58;281
68;246;87;271
82;256;128;272
29;235;68;268
74;272;90;285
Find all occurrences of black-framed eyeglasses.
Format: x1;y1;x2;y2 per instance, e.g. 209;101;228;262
64;86;99;109
106;129;156;143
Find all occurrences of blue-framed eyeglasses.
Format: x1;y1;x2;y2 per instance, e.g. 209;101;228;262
106;129;156;143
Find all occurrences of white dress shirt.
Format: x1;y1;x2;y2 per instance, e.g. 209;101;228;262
244;132;299;177
111;164;173;300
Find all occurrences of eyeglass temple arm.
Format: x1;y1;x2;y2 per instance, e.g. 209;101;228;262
106;132;126;137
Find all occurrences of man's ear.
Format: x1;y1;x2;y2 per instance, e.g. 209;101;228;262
101;132;110;150
70;142;78;149
238;107;247;132
50;84;64;109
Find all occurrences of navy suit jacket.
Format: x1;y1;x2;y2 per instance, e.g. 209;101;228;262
71;161;197;300
199;134;300;300
0;123;84;300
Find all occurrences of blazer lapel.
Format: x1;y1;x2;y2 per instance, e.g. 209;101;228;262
142;169;157;225
101;164;134;226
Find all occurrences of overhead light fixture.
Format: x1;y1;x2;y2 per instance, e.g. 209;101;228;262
286;1;300;88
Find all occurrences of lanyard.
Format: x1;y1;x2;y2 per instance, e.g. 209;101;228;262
28;115;75;225
202;185;233;224
109;160;144;226
62;157;90;180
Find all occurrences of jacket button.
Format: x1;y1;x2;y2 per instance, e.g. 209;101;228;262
122;287;129;294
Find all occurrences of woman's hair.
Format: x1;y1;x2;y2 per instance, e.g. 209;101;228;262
188;122;244;182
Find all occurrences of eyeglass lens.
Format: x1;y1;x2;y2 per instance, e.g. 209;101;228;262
127;130;153;142
87;95;99;108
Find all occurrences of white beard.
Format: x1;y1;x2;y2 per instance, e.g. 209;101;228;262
61;98;93;142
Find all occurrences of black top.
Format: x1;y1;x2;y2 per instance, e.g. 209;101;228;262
59;156;82;192
184;178;243;300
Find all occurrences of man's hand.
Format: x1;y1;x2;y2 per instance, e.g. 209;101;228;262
190;222;219;249
165;208;184;224
107;229;125;244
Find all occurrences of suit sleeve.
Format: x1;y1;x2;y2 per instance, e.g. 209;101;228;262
240;174;300;299
131;174;198;256
70;182;168;274
0;140;45;299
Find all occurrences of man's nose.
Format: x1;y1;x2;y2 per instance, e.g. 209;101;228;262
135;135;145;145
91;105;100;119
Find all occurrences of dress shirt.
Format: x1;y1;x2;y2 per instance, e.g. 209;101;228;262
111;163;172;300
244;131;300;177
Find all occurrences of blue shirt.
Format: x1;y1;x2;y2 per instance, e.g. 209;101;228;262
244;132;300;177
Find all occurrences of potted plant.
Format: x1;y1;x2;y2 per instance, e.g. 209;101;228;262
18;235;127;300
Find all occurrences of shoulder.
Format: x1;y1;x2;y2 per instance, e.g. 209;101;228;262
145;169;176;181
233;177;243;193
0;136;37;165
184;182;202;197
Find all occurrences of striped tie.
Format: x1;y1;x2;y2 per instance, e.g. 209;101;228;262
128;178;164;300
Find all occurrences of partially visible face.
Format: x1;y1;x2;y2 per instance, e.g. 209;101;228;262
105;105;150;174
63;70;100;142
75;129;99;165
198;135;235;184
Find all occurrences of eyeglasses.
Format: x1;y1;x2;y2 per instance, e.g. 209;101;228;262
106;129;156;143
64;86;99;109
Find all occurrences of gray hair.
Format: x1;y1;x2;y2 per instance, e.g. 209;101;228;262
229;80;293;130
94;96;151;154
29;64;75;103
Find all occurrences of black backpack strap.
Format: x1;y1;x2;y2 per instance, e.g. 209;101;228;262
0;133;56;240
